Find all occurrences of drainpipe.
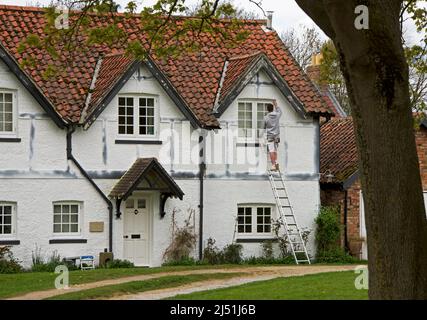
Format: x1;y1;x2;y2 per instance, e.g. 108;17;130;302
198;134;206;261
67;126;114;253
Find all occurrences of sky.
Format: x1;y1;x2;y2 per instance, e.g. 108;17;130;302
0;0;425;44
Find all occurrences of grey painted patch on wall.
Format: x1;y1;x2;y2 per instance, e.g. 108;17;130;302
87;170;198;180
86;169;317;182
0;170;77;178
19;113;49;120
102;120;108;166
29;117;35;167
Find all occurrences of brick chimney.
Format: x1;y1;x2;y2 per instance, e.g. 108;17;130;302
306;53;323;84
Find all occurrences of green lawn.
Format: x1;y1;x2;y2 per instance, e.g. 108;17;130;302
169;271;368;300
48;273;244;300
0;265;248;299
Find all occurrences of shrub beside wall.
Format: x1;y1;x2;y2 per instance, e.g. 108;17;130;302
0;246;23;274
315;206;357;263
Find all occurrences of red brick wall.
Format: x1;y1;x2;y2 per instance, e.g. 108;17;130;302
321;127;427;259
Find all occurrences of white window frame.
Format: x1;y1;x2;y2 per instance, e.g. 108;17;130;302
237;100;273;143
52;201;83;237
0;90;18;138
237;204;275;239
0;202;17;238
117;95;158;140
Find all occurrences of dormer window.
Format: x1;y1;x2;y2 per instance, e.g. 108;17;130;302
0;91;15;135
118;96;157;138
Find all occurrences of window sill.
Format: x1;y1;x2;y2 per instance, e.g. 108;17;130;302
49;239;88;244
0;137;21;143
115;139;163;145
0;240;20;246
236;238;277;243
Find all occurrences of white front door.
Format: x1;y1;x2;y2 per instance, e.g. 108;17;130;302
123;197;151;266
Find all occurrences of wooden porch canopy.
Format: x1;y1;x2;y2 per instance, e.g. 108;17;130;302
109;158;184;218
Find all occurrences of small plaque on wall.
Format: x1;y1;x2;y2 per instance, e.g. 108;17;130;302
90;222;104;233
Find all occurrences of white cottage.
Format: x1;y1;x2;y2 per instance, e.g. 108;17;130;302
0;5;333;267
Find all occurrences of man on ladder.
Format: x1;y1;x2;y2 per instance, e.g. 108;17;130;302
265;100;282;171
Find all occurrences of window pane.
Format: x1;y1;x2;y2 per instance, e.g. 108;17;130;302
3;225;11;234
139;98;146;107
147;99;154;107
71;215;78;223
138;199;146;209
147;108;154;116
127;98;134;106
4;215;11;225
4;123;12;132
54;215;61;223
70;224;78;233
62;215;70;223
5;112;12;122
62;205;69;213
3;206;11;215
126;199;134;209
62;224;70;233
53;224;61;233
147;127;154;135
257;226;263;233
119;97;126;105
71;205;79;214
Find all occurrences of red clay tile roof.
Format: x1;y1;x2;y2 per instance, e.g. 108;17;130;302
0;5;334;128
216;52;263;105
320;117;359;184
83;53;135;122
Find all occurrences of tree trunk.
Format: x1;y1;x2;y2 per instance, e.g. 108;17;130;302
296;0;427;299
